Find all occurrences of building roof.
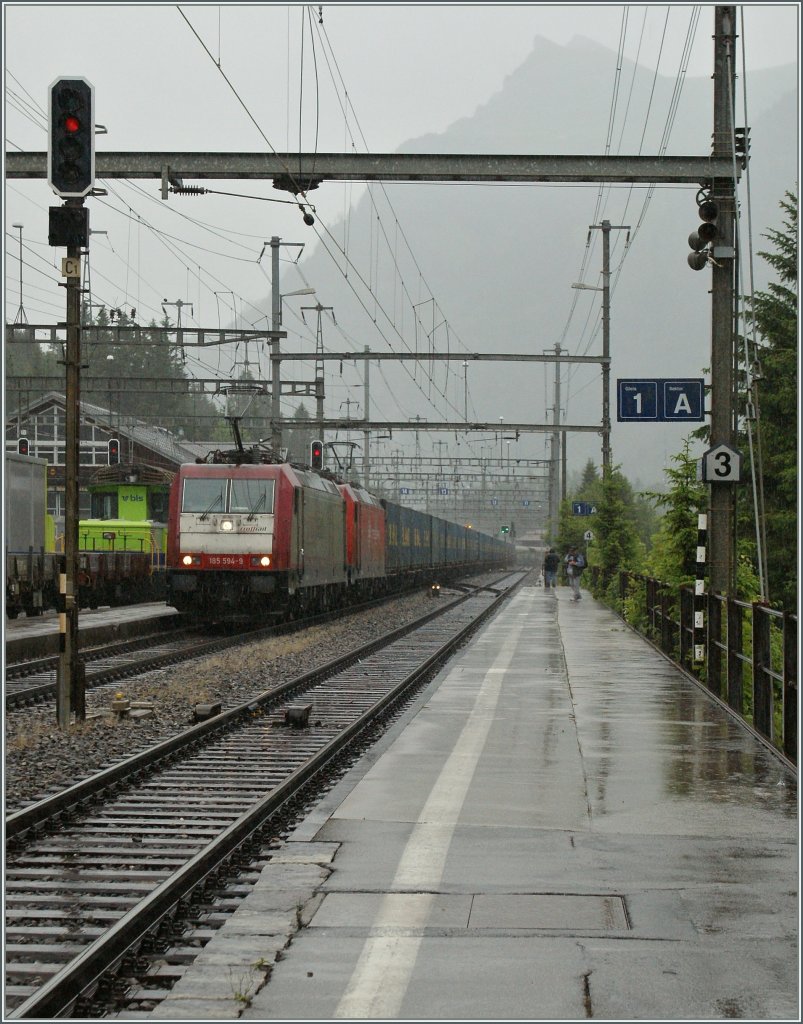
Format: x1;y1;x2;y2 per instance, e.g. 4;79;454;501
7;391;208;467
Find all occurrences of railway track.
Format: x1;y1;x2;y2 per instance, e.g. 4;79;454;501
5;623;265;709
5;571;526;1019
5;583;477;709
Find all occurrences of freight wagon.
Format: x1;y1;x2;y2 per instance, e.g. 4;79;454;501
5;453;58;618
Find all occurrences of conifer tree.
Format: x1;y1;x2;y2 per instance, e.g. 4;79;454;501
740;191;797;609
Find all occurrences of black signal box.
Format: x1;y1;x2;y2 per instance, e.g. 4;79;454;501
49;205;89;247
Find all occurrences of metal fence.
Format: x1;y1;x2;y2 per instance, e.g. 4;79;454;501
590;569;797;766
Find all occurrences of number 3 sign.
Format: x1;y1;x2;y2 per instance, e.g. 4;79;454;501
701;443;743;482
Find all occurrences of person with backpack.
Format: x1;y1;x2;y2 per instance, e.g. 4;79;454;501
542;548;560;590
564;546;586;601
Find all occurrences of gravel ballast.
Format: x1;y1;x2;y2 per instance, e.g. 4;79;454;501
5;590;440;814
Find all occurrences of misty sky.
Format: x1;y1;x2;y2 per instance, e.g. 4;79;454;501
3;2;800;488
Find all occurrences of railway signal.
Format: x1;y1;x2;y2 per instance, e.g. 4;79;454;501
310;439;323;470
48;78;95;198
688;195;718;271
17;437;29;456
107;437;120;465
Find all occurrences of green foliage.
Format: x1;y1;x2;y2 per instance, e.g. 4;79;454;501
283;402;316;464
642;438;706;588
81;309;225;441
5;336;61;417
622;575;649;633
595;468;642;575
579;458;599;492
555;462;653;583
739;191;798;610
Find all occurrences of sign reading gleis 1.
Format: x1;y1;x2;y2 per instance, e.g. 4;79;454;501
617;379;704;422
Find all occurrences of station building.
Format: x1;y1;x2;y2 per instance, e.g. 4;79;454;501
4;391;207;528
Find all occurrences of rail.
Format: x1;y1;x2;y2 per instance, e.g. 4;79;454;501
588;568;797;767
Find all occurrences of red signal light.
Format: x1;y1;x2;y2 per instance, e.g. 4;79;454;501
48;77;95;198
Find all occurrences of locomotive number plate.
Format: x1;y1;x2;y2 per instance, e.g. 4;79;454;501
207;555;245;567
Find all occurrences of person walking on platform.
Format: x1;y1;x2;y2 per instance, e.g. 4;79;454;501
564;546;585;601
542;548;560;590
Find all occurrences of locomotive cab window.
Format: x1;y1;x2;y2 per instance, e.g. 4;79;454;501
182;478;226;514
91;491;118;520
150;491;169;522
230;478;274;515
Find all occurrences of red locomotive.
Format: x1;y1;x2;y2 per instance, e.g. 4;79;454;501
166;456;513;620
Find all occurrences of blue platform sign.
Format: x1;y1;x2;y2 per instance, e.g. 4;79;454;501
617;379;704;422
662;379;704;421
572;501;597;516
399;487;412;495
438;487;449;495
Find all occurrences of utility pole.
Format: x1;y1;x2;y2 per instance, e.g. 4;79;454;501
161;297;193;363
434;440;448;500
12;223;28;324
302;301;335;439
270;236;282;453
708;4;738;596
561;430;567;503
82;228;109;324
548;343;563;539
47;76;95;729
363;345;371;488
588;220;629;478
57;201;86;727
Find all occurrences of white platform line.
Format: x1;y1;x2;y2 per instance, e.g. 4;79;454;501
334;595;530;1018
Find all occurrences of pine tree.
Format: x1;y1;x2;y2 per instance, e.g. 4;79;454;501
643;438;707;587
81;310;226;441
284;403;316;464
741;191;797;610
579;458;599;492
595;468;641;578
5;335;61;420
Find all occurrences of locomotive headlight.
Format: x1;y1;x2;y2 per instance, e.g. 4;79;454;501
251;555;271;568
260;555;270;567
182;555;193;566
220;519;234;532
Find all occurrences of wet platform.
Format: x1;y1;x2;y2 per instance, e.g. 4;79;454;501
5;602;180;661
143;582;798;1021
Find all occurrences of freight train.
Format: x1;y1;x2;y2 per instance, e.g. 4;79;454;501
5;456;172;617
166;457;515;620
